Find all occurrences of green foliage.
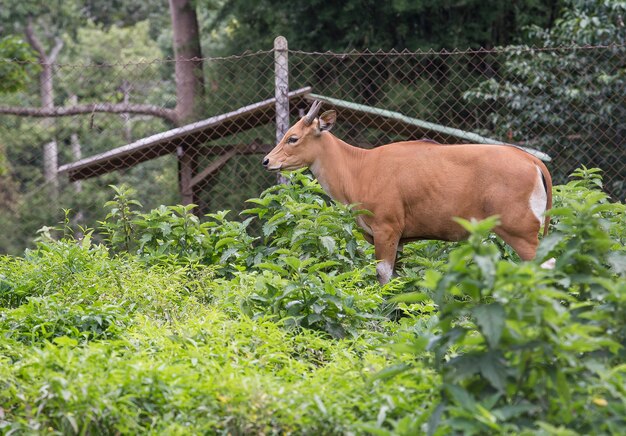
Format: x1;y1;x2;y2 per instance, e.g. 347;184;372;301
213;0;562;52
0;11;174;256
1;167;625;434
540;167;626;276
239;259;381;339
135;206;255;272
99;172;380;338
1;296;130;344
383;169;626;435
100;184;143;253
242;169;372;271
0;0;83;40
0;224;435;434
0;36;39;94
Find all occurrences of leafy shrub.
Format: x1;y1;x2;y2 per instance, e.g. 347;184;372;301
238;258;381;338
0;296;130;344
134;206;255;273
0;303;436;435
99;184;142;254
100;185;256;274
242;169;373;271
0;235;111;308
98;171;382;338
384;169;626;435
238;170;380;337
4;166;623;434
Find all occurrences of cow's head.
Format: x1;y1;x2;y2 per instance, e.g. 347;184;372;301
262;101;336;171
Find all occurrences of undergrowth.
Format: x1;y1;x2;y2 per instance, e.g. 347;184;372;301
0;167;624;434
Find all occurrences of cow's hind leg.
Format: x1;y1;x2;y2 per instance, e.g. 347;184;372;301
373;226;400;285
495;229;539;261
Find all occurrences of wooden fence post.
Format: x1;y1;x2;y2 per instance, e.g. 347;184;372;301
274;36;289;183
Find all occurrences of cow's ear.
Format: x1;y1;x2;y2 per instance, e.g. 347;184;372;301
318;110;336;132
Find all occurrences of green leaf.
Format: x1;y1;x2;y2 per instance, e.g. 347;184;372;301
554;369;571;406
308;261;340;273
220;247;238;264
324;322;346;339
215;237;236;249
445;384;476;412
427;402;445;436
319;236;336;254
448;353;482;381
370;363;411;382
607;251;626;275
283;256;302;272
307;313;323;324
479;352;507;392
53;336;78;347
390;292;431;303
472;303;505;348
474;255;496;288
492;403;538;420
158;222;172;236
536;232;564;260
256;263;288;275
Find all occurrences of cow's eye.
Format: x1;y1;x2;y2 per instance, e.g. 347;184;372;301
287;136;298;144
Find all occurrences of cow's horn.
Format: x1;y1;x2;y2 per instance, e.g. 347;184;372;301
304;100;322;126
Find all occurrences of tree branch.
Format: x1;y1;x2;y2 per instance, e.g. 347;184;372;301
0;103;178;123
24;17;47;61
49;37;64;64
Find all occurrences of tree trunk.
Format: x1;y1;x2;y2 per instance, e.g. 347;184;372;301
168;0;205;206
69;95;84;232
121;81;133;142
42;60;58;191
169;0;205;125
68;95;82;194
24;18;63;195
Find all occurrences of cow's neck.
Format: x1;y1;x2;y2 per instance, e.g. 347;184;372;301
309;135;366;205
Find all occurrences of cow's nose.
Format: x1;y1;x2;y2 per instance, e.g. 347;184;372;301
262;157;269;167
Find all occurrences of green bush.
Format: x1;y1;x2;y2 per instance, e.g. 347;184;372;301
1;167;624;434
383;168;626;435
99;171;382;338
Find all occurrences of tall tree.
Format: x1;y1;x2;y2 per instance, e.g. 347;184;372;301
23;15;65;190
169;0;207;204
0;0;207;208
169;0;205;124
0;0;207;126
0;1;83;191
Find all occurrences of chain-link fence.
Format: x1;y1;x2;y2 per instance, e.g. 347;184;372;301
1;39;624;254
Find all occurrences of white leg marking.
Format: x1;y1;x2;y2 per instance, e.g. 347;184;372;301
529;166;547;225
376;261;394;284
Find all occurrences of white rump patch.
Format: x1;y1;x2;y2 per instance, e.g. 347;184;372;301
529;166;547;225
541;257;556;269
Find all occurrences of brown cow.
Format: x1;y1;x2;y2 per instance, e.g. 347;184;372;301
263;101;553;284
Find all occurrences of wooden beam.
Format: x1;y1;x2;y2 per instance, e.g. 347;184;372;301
189;141;273;189
190;146;240;188
178;145;195;205
58;87;312;181
198;141;273;157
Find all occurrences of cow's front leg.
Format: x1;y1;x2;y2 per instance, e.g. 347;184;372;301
373;226;400;285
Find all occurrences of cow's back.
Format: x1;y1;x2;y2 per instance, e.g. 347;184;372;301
356;143;545;241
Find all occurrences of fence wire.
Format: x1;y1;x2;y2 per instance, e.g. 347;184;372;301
0;44;624;254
